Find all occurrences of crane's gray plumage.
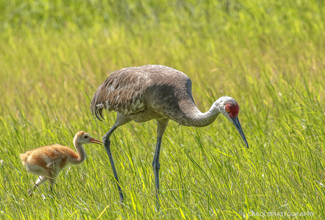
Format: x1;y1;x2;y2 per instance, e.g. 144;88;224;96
91;64;248;208
92;65;220;127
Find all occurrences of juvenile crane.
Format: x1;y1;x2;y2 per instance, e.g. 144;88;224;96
20;131;102;196
91;65;249;205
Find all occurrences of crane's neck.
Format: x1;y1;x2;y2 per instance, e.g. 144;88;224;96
70;138;87;164
180;99;222;127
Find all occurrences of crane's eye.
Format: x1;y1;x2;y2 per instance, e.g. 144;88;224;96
226;109;230;113
84;135;88;139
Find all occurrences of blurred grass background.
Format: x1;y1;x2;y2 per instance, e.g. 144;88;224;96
1;0;325;219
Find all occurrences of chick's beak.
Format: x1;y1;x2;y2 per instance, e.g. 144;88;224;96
231;116;249;148
90;137;103;145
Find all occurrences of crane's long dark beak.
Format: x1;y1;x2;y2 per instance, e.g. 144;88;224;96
231;116;249;148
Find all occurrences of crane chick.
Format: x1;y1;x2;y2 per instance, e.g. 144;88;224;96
20;131;102;196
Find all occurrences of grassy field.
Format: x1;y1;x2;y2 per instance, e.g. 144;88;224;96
1;0;325;219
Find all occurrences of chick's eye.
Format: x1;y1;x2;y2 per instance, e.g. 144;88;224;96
226;109;230;113
84;136;88;139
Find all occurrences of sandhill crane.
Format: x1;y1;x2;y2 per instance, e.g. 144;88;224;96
20;131;102;196
91;65;249;207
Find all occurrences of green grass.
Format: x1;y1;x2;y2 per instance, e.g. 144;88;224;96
1;0;325;219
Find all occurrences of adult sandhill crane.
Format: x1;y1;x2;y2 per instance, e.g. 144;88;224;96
91;65;249;206
20;131;102;196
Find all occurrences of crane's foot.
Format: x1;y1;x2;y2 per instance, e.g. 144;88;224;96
155;202;160;212
119;194;124;203
103;132;125;206
28;183;39;196
28;189;33;197
155;190;160;211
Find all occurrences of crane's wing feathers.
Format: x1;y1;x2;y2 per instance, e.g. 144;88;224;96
46;157;62;168
91;68;150;119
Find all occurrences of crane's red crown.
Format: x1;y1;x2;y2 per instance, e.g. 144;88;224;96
225;102;239;118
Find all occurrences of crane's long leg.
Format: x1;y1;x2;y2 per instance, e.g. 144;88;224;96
103;125;123;202
152;119;169;209
28;176;47;196
103;115;131;204
48;171;58;193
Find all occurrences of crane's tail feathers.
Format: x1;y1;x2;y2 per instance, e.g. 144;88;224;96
90;98;105;121
19;152;31;165
94;107;104;121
